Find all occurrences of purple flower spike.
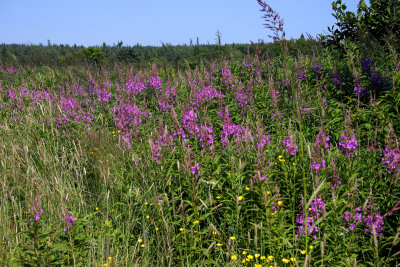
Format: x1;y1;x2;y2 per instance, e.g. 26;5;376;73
34;213;40;221
349;224;356;231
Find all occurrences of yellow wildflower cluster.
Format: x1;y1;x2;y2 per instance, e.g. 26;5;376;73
111;130;121;137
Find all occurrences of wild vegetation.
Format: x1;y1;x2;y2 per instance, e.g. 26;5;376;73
0;0;400;266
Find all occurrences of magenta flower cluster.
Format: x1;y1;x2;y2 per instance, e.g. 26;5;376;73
113;102;152;132
253;173;267;182
191;163;200;176
95;82;112;106
234;87;252;112
148;76;163;90
157;87;177;112
64;215;76;232
221;68;234;88
193;86;224;106
296;198;326;239
343;206;384;237
125;77;147;95
354;83;366;97
179;109;215;151
0;65;16;75
113;101;152;149
256;134;271;150
282;137;298;155
56;97;93;129
221;124;252;148
311;132;330;173
150;133;172;164
339;135;358;157
27;198;45;227
381;145;400;176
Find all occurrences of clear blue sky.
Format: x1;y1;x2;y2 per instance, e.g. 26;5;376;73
0;0;363;46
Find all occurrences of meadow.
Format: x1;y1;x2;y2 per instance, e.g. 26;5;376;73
1;2;400;266
1;41;400;266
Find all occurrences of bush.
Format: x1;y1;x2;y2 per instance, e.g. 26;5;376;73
325;0;400;58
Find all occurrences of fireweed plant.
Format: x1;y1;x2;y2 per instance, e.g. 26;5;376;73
1;7;400;267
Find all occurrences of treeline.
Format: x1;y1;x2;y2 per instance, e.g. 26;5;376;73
0;35;323;69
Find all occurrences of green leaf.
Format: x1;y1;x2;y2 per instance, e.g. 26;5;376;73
306;179;326;209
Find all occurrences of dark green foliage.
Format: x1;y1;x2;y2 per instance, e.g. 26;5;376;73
325;0;400;60
0;37;324;70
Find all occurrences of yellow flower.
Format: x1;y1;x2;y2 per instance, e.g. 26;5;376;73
282;258;290;263
272;211;277;215
301;250;306;255
309;245;314;250
230;236;236;241
266;150;269;152
96;207;99;211
108;256;112;261
278;200;283;206
138;238;143;243
242;251;247;255
117;130;121;133
293;162;296;166
179;228;184;232
103;263;108;267
193;220;199;225
212;231;217;235
216;196;222;199
247;255;254;260
144;202;148;205
231;255;238;260
194;230;198;233
279;158;286;162
156;227;159;231
260;256;266;260
242;259;246;263
245;187;250;191
268;255;274;261
291;257;296;262
278;155;283;159
216;243;223;247
255;253;260;258
140;244;145;248
255;264;262;267
238;196;244;201
146;215;150;219
266;191;271;195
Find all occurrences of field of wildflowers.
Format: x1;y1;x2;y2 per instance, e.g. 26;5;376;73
1;42;400;266
1;1;400;266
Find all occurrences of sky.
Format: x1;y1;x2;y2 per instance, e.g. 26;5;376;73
0;0;363;47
